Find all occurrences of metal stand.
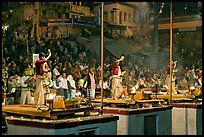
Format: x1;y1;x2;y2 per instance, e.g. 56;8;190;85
155;84;158;100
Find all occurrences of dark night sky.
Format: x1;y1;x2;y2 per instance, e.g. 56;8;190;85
158;2;199;18
2;2;8;11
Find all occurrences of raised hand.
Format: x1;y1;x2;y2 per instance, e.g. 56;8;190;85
48;49;51;54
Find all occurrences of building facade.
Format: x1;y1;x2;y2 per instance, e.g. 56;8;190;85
93;2;150;38
6;2;94;41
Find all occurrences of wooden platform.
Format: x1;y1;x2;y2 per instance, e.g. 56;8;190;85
2;104;93;120
91;98;165;108
154;94;195;100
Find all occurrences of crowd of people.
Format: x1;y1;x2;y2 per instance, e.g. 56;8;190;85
2;36;202;105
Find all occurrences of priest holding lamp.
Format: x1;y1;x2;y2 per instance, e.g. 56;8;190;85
111;55;126;100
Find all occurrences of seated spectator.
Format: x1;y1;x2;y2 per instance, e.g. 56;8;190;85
52;75;61;95
25;63;35;76
67;74;77;98
75;89;82;98
52;64;60;80
11;71;21;104
59;73;69;99
20;70;32;104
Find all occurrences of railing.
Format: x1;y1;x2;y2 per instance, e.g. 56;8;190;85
71;4;90;16
48;18;72;23
150;14;201;25
48;18;96;27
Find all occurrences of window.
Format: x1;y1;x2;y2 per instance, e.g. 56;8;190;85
128;13;131;22
35;9;37;15
133;10;136;23
50;11;54;17
124;13;127;21
65;13;69;18
42;9;46;15
119;12;122;24
21;11;24;21
52;3;56;8
58;12;61;18
111;11;114;23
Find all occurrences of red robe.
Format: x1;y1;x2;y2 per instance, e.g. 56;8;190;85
35;60;50;75
112;60;119;75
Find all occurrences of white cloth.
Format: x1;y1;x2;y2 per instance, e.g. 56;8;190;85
34;75;49;106
67;75;77;98
52;68;60;79
78;78;87;88
20;75;32;104
11;88;16;93
59;77;68;89
89;73;96;98
75;91;82;97
20;75;29;88
118;66;121;76
52;80;60;90
97;80;110;89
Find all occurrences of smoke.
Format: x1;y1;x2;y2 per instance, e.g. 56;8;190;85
139;2;151;38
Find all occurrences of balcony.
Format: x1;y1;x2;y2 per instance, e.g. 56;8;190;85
70;4;90;16
149;14;202;30
158;15;201;24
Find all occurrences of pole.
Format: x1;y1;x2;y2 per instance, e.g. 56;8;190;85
2;34;4;59
153;2;159;53
27;34;29;54
7;2;10;42
169;2;173;105
99;2;104;115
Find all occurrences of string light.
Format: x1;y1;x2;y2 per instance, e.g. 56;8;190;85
184;4;187;10
161;3;165;8
150;3;164;22
159;9;163;14
159;2;165;14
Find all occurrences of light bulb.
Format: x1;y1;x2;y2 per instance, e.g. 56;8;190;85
159;9;163;14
